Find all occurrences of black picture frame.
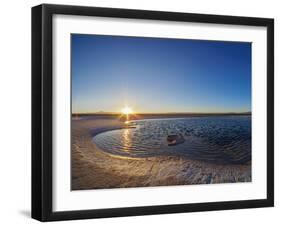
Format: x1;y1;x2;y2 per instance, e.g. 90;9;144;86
32;3;274;222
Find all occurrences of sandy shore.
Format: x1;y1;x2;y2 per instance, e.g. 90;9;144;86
71;117;251;190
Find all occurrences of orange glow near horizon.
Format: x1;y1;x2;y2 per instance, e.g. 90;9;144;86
121;106;133;115
121;106;133;122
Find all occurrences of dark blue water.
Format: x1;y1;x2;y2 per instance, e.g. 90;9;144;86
93;116;251;164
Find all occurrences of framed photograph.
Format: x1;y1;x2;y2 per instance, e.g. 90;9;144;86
32;4;274;221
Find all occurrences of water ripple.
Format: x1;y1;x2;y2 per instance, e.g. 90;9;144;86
93;116;251;164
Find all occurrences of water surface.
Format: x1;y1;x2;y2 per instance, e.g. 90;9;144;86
93;116;251;164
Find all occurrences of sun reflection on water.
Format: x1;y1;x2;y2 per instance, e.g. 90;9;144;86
122;129;132;152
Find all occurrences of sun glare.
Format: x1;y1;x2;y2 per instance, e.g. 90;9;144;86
121;106;133;115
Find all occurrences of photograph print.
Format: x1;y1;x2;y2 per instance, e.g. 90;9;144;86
71;34;252;190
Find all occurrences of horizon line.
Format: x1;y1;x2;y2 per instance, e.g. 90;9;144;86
72;111;252;115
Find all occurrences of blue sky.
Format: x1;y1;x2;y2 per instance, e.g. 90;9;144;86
72;34;251;114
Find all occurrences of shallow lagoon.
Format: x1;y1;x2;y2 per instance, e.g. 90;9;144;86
93;116;251;164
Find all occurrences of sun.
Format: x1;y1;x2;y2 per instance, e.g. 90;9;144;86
121;106;133;115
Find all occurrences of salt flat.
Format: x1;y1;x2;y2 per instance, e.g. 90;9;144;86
71;116;251;190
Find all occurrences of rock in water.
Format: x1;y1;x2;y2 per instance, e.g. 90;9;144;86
167;134;185;146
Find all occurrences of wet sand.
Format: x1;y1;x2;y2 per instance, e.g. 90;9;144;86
71;117;251;190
